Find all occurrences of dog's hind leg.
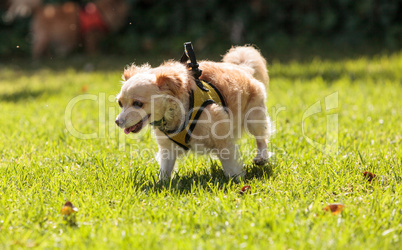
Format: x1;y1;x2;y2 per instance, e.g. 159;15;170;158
245;105;271;165
253;138;269;165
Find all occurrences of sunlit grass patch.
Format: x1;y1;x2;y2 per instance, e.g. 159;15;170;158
0;53;401;249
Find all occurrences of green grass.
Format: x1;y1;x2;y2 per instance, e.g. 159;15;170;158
1;52;402;249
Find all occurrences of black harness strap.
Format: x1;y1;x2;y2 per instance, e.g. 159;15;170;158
151;42;227;150
181;42;201;77
181;42;209;91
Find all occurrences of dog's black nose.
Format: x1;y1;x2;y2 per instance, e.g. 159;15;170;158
116;118;126;126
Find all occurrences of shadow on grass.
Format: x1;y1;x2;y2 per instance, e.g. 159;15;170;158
2;54;165;73
141;161;274;194
271;68;399;84
3;44;400;74
0;88;59;102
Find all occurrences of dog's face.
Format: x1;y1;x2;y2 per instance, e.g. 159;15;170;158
115;73;160;134
115;63;187;134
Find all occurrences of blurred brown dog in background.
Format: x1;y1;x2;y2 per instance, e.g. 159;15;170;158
4;0;129;58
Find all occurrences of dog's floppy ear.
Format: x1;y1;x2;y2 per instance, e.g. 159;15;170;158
155;71;184;95
122;63;151;81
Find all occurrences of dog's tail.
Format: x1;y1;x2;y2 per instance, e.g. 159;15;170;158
222;45;269;85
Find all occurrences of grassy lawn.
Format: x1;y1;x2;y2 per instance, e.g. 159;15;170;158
0;52;401;249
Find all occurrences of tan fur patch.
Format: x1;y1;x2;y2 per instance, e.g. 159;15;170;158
155;71;183;95
123;64;151;81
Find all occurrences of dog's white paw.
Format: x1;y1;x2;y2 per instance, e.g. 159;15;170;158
234;171;246;182
224;169;245;182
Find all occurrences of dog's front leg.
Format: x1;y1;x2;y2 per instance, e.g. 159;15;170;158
157;148;177;181
159;157;176;181
218;144;245;181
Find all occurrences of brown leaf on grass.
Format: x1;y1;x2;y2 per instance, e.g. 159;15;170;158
81;85;89;93
363;171;376;183
239;185;251;195
61;201;78;216
323;203;344;215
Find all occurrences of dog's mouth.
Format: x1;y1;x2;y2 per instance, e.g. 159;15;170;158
124;114;150;134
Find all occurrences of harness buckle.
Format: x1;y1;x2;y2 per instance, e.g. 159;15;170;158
181;42;203;79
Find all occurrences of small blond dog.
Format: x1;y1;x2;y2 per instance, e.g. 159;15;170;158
116;45;271;180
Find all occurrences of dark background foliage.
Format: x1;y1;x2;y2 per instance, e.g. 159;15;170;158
1;0;401;59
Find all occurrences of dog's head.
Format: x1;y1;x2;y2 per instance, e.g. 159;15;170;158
115;63;188;134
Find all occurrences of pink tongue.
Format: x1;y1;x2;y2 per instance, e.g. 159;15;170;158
124;126;134;134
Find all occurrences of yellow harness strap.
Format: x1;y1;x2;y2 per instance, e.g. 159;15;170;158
162;79;226;150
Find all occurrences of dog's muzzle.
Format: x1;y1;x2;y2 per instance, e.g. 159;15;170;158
120;114;151;134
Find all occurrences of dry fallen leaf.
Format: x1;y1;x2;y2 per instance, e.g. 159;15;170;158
61;201;78;216
239;185;251;195
81;85;89;93
323;203;345;215
363;171;376;183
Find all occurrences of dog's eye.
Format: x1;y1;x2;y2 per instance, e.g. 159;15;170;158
133;101;143;108
118;100;122;108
